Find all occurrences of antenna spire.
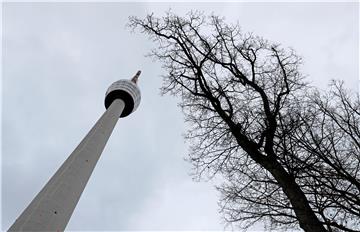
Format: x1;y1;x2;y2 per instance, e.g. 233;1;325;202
131;70;141;84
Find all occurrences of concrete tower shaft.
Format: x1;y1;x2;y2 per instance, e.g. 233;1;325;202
8;71;141;231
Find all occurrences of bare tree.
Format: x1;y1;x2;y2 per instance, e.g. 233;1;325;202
129;11;360;232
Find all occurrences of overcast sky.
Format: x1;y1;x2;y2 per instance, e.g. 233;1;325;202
2;2;358;231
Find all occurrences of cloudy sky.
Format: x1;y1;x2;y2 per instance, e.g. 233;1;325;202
2;2;358;231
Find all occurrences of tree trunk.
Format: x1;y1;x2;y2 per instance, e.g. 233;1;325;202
231;118;327;231
258;155;327;232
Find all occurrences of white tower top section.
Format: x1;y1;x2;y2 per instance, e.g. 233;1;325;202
105;71;141;117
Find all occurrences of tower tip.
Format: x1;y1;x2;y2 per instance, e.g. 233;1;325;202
131;70;141;84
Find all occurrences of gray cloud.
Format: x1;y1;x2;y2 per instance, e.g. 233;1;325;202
2;2;358;231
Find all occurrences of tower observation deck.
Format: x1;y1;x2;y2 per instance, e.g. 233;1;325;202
8;71;142;231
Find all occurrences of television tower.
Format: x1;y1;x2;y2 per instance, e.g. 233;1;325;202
8;71;142;231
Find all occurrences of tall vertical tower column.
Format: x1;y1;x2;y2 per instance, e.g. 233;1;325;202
9;71;142;232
